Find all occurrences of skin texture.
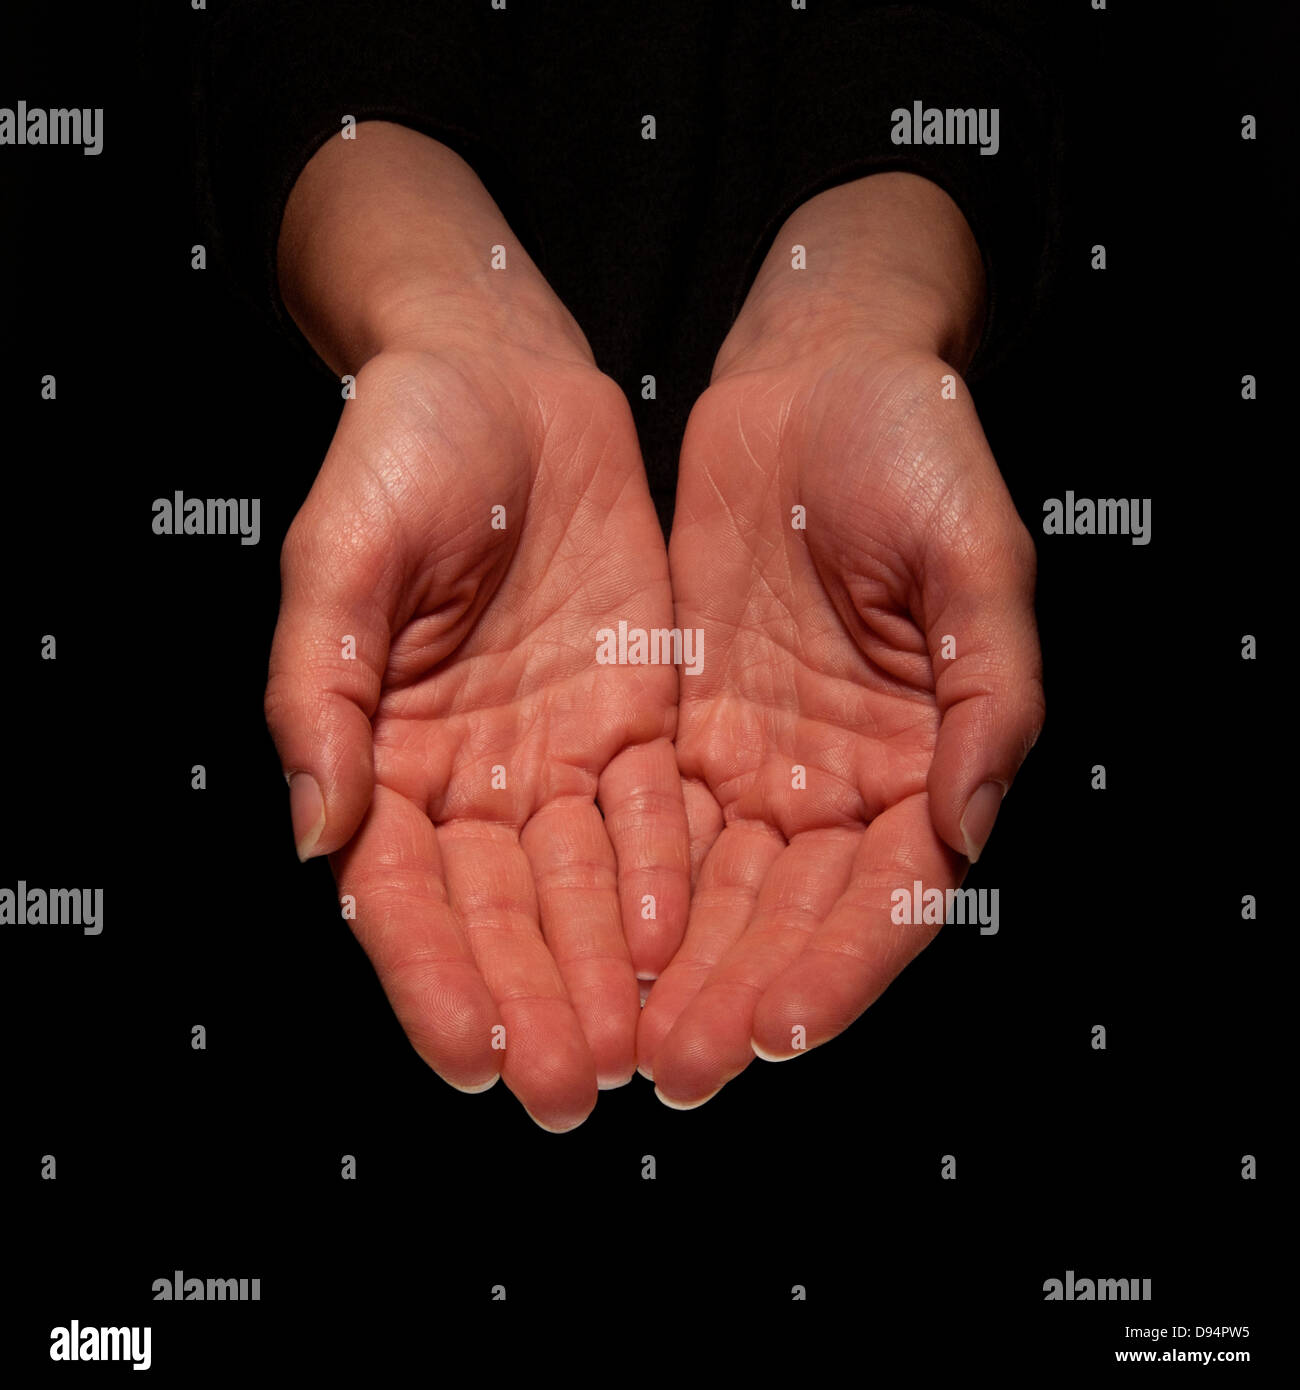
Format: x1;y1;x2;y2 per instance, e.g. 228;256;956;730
639;174;1046;1105
266;126;690;1130
266;125;1044;1125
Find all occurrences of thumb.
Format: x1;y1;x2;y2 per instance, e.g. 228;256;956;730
264;509;395;861
923;499;1045;865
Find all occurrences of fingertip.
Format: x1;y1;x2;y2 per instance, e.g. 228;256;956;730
752;993;821;1061
289;772;327;861
654;1084;720;1111
523;1105;591;1134
514;1074;597;1132
382;952;507;1096
634;993;673;1080
497;999;600;1134
625;915;687;984
270;692;377;861
567;979;639;1093
448;1071;501;1095
649;1018;751;1108
959;778;1007;863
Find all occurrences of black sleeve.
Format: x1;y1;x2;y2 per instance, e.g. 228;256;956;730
195;0;539;377
721;0;1064;381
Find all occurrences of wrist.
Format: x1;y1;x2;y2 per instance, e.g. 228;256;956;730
713;172;986;383
277;121;593;376
359;268;594;371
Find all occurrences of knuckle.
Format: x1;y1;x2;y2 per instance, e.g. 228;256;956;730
279;511;318;578
586;368;635;428
262;670;300;735
1009;516;1039;581
1020;676;1047;751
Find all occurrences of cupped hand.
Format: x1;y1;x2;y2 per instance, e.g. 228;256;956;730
640;338;1044;1106
265;345;690;1130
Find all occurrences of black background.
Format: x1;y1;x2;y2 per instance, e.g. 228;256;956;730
1;0;1283;1373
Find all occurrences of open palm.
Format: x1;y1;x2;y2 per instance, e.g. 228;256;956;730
641;346;1044;1106
266;348;690;1130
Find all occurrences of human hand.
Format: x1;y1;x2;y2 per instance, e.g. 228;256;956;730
265;126;689;1130
640;173;1045;1106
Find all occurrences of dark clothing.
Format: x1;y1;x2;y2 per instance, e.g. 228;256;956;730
198;0;1062;527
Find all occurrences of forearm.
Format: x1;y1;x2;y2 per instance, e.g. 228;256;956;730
713;172;987;381
276;121;592;376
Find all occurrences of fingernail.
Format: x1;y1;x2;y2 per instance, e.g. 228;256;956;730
449;1073;500;1095
654;1085;719;1111
636;1064;654;1082
523;1107;587;1134
960;780;1006;863
752;1038;805;1063
288;772;326;861
637;972;657;1007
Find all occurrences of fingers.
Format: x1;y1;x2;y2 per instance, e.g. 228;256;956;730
521;798;638;1090
439;820;598;1132
752;792;962;1059
265;494;397;863
922;495;1045;864
598;737;692;984
636;822;783;1083
681;779;725;892
331;784;504;1092
647;827;859;1106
